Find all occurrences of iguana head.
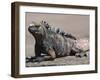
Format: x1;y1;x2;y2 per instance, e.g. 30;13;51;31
28;21;48;40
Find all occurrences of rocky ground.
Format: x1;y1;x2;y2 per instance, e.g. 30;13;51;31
26;51;89;67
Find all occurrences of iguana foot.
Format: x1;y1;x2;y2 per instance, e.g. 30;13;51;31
75;53;88;58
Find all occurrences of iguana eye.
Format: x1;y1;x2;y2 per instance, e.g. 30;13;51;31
35;25;40;28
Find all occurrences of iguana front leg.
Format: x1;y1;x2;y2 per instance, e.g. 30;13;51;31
35;44;41;57
48;48;56;59
32;48;56;62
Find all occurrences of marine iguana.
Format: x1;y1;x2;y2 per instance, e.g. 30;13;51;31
27;21;89;62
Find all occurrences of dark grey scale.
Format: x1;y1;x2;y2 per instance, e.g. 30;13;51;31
48;26;51;30
41;21;46;25
60;31;65;36
41;20;44;24
56;45;65;56
45;23;50;29
64;33;70;37
64;33;76;40
43;21;46;23
56;28;60;33
42;21;50;30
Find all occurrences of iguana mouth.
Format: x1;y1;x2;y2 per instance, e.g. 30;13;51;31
35;31;40;34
